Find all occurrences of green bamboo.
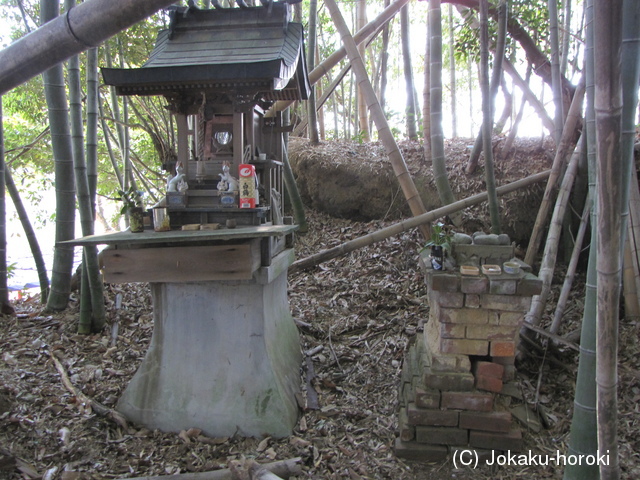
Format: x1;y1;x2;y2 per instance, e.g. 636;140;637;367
563;1;598;477
466;0;507;175
42;0;76;312
548;0;564;144
429;0;460;227
66;0;105;332
479;0;501;233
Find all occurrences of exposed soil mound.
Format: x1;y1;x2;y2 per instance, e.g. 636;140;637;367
288;136;555;246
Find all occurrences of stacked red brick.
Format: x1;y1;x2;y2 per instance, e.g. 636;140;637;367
395;247;542;462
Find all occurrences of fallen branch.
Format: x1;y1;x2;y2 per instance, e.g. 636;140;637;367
117;457;303;480
520;322;579;352
289;170;551;273
49;352;128;430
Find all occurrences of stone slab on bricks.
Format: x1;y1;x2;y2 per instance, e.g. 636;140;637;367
398;407;415;442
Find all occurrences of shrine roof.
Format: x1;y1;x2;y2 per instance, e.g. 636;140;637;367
102;2;309;102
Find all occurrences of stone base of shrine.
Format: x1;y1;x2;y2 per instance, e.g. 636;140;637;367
117;250;301;438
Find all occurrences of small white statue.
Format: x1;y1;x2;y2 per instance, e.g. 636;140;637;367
168;173;186;192
218;161;238;192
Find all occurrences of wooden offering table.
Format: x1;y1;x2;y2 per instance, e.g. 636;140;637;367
68;225;301;438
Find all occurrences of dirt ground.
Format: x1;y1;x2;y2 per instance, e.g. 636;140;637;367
1;138;639;479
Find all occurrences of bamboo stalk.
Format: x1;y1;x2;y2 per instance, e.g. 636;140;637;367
524;134;583;330
290;170;550;273
549;195;591;335
324;0;430;240
524;78;585;266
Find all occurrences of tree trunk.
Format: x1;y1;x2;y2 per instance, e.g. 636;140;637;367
400;5;417;139
307;0;320;144
325;0;430;240
429;0;460;226
42;0;76;312
4;169;49;300
0;97;10;314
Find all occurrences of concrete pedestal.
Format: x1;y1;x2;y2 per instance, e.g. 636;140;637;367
116;250;301;438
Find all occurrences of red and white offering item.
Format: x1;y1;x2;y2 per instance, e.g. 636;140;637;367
239;164;257;208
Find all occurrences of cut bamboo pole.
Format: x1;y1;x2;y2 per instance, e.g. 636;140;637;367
524;134;583;330
549;194;591;335
524;78;585;266
324;0;430;240
290;170;550;273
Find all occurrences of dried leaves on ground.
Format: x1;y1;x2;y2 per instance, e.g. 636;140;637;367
1;210;639;479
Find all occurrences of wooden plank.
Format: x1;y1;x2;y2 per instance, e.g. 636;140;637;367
62;224;297;247
102;244;261;284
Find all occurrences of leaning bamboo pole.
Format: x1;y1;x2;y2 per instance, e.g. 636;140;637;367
549;194;591;335
324;0;430;240
0;0;176;95
625;172;640;316
524;78;585;266
267;0;409;116
290;170;551;273
524;134;583;330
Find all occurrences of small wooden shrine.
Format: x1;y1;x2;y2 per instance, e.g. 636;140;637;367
67;2;310;438
102;1;309;230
